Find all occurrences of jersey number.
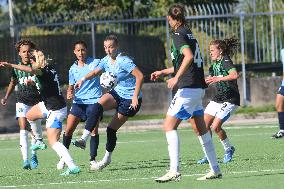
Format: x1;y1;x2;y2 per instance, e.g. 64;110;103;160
194;43;202;68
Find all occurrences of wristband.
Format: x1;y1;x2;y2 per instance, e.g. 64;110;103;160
81;77;86;81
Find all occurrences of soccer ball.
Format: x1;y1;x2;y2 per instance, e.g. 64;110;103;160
100;71;117;91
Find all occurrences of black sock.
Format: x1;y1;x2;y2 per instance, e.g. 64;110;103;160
106;127;117;152
90;135;99;161
85;103;103;132
63;133;72;149
278;112;284;130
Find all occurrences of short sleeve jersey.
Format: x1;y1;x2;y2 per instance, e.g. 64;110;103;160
171;26;207;89
37;65;66;110
209;55;240;105
12;62;42;106
98;54;142;99
69;57;102;104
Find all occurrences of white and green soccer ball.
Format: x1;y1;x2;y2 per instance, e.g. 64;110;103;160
100;71;117;91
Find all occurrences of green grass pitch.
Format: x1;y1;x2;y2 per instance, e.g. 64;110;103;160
0;121;284;189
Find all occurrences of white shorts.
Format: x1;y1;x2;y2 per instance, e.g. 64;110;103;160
204;101;238;122
167;88;205;120
16;102;33;119
38;102;67;129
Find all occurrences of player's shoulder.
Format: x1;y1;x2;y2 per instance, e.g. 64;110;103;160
87;57;100;65
223;55;233;63
117;54;133;64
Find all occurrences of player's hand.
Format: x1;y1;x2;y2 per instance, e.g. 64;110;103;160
66;90;73;100
0;62;10;68
25;79;36;86
167;77;178;90
205;76;213;85
130;96;139;110
150;70;163;81
206;76;222;84
74;79;84;89
1;97;8;106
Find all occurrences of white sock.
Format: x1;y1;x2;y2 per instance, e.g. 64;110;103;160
81;129;91;142
29;119;43;140
220;138;232;152
198;132;220;173
102;150;112;163
166;130;180;173
20;130;29;161
52;142;76;169
31;137;37;155
280;130;284;132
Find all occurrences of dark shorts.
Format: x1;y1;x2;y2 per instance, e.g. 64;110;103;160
109;90;142;117
278;86;284;96
69;103;100;121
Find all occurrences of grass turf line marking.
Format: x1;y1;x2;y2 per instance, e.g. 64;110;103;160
1;168;284;188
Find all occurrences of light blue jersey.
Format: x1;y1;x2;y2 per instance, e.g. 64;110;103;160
98;54;142;99
281;49;284;86
69;57;102;104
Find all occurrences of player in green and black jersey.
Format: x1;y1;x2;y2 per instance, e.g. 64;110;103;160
0;50;80;176
0;39;46;170
197;38;240;165
151;3;221;182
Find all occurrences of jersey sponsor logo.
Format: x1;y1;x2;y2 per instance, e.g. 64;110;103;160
187;33;195;40
18;75;41;92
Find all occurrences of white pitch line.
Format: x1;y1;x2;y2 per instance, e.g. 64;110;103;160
1;168;284;188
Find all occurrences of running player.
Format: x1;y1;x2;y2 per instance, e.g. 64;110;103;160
74;34;144;170
0;39;46;170
195;37;240;164
0;50;80;176
56;41;102;170
272;48;284;138
151;3;221;182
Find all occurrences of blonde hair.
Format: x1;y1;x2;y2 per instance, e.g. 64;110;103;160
32;50;48;69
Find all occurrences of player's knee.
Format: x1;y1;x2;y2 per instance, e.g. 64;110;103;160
213;125;222;133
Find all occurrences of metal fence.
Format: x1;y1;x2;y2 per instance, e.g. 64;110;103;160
0;2;284;105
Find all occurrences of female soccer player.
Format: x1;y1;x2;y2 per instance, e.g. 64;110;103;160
74;34;144;170
196;38;240;164
271;48;284;139
0;39;46;170
56;41;102;170
151;4;221;182
0;50;80;176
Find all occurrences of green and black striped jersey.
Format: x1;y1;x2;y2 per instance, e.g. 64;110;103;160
171;26;207;89
209;56;240;105
12;62;42;106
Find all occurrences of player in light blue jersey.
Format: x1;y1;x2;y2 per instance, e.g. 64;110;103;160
56;41;103;170
74;34;144;170
272;48;284;139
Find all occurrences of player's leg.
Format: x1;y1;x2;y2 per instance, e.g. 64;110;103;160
155;115;182;183
75;93;117;145
91;112;128;171
18;117;31;169
57;108;81;170
194;114;215;164
212;102;238;163
16;102;32;169
272;90;284;139
89;123;100;168
43;106;80;176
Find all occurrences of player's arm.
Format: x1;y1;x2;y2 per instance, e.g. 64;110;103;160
0;62;43;76
1;77;16;106
67;85;74;100
167;47;193;89
150;67;174;81
131;67;144;109
74;68;103;89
